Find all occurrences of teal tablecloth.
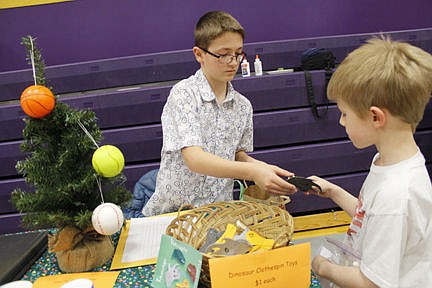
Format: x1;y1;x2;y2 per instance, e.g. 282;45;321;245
21;231;322;287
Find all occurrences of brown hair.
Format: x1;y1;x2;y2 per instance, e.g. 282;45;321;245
194;11;245;48
328;35;432;128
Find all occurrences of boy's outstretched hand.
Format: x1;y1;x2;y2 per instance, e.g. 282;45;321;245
252;163;297;195
303;176;337;198
286;176;322;193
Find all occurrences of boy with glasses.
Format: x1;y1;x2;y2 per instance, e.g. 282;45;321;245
143;11;296;216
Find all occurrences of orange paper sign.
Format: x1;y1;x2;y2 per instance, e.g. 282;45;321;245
209;242;311;288
32;271;120;288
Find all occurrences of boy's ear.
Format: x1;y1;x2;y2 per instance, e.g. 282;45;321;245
193;46;204;64
369;106;386;128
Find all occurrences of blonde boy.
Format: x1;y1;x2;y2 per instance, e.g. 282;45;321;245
143;11;296;216
309;37;432;287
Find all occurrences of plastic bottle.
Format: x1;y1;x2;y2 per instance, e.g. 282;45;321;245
254;55;263;76
241;56;250;77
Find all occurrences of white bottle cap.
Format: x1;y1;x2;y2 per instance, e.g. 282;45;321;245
60;279;94;288
0;280;33;288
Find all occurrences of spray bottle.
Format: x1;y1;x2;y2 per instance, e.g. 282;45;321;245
254;55;263;76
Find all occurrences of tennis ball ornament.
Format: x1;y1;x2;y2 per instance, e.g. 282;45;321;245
92;145;125;178
91;202;124;235
20;85;55;118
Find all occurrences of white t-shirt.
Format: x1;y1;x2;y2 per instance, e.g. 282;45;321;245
142;69;253;216
346;149;432;288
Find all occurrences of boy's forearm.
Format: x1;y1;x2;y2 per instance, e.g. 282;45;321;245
235;150;262;163
182;146;258;180
318;261;378;288
328;185;358;217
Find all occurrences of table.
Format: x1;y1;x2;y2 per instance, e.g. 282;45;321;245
20;232;322;287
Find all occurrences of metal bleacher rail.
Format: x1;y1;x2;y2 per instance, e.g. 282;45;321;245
1;28;431;234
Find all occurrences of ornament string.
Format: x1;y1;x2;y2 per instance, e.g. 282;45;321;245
77;120;105;203
29;37;37;86
26;37;39;189
95;175;105;203
77;120;99;148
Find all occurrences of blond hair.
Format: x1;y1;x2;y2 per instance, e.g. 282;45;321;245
328;36;432;128
194;11;244;48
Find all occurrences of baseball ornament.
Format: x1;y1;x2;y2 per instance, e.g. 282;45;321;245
91;202;124;235
60;279;94;288
92;145;125;177
20;85;55;118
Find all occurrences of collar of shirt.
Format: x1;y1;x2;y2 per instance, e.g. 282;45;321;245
195;69;235;103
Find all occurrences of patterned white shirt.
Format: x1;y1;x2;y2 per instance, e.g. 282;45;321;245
142;69;253;216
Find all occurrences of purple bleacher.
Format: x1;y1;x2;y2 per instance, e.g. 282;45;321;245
0;84;171;142
3;102;431;177
0;103;28;142
253;106;345;148
0;51;198;102
1;28;431;102
0;71;326;142
2;67;430;145
252;140;376;176
0;179;29;214
2;119;430;190
1;96;431;191
6;127;431;190
236;71;327;111
0;140;23;178
416;131;432;162
0;105;346;178
252;131;432;177
245;28;432;72
0;214;24;234
102;124;162;163
1;29;432;234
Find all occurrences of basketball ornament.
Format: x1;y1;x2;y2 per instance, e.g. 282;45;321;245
92;145;125;178
20;85;55;118
91;202;124;235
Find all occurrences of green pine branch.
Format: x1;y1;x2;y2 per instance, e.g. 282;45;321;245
21;35;48;87
12;36;131;230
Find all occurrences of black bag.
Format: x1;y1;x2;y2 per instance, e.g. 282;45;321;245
300;48;336;118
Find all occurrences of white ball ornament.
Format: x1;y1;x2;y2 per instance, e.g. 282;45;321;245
60;279;94;288
0;280;33;288
91;202;124;235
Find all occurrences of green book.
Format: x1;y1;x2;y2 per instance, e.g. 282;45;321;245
152;235;202;288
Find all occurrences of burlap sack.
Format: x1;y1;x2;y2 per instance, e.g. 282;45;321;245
48;226;114;272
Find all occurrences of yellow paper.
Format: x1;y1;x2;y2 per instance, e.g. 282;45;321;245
32;271;120;288
209;242;311;288
111;211;184;270
0;0;72;9
111;220;137;269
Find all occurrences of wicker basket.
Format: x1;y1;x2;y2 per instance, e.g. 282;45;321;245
166;201;294;287
242;184;291;210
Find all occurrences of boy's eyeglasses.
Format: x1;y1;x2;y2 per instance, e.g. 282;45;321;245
198;47;246;64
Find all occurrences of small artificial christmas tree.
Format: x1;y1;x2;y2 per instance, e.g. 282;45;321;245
11;36;131;272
